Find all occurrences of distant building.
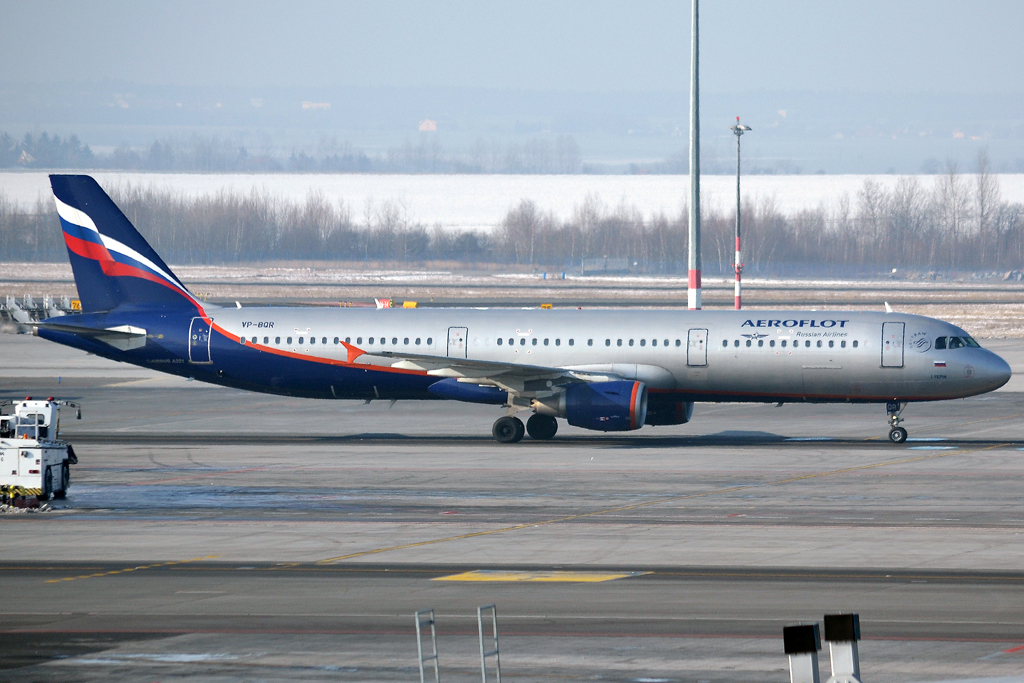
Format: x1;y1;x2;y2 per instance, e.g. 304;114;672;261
17;151;34;165
419;119;437;132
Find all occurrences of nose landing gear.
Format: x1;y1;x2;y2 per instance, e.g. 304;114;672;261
887;400;908;443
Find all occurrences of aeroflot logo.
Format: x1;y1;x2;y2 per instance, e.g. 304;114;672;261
741;319;850;328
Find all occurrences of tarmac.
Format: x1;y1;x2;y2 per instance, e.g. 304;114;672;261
3;333;1024;682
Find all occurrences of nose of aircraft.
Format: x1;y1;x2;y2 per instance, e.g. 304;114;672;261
979;349;1012;391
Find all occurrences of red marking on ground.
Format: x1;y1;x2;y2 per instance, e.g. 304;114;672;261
1005;644;1024;653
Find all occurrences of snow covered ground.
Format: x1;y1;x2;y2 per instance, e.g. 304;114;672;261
5;172;1024;231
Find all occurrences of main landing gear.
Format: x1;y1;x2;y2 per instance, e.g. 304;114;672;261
886;400;908;444
492;413;559;443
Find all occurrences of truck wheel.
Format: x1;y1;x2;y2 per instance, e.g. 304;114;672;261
53;462;70;499
43;467;53;500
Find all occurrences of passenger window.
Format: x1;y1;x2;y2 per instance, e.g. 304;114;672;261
251;336;256;343
746;339;751;347
852;340;859;348
617;339;623;347
392;337;398;345
497;338;503;346
263;337;269;344
640;339;646;347
298;337;304;344
629;339;634;346
568;339;573;346
520;338;526;346
827;340;833;348
757;340;763;347
333;337;339;344
404;337;409;345
651;339;657;347
322;337;327;344
722;340;728;348
770;340;775;347
606;339;611;346
356;337;362;344
805;340;811;348
588;339;593;346
675;339;681;347
532;338;538;346
663;339;669;347
841;340;846;348
781;340;787;348
287;337;293;344
345;337;350;343
275;336;281;344
427;337;433;345
368;337;374;344
734;339;740;348
544;338;549;346
309;337;315;344
415;338;421;345
556;339;561;346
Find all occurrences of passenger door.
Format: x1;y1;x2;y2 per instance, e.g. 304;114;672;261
687;328;708;367
189;317;212;364
447;327;468;358
881;322;905;368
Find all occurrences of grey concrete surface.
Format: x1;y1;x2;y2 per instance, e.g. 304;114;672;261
3;333;1024;682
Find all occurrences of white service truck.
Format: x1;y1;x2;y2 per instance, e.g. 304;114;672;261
0;398;79;503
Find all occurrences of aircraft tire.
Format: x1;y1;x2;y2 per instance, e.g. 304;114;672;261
888;427;908;444
493;416;525;444
526;414;558;440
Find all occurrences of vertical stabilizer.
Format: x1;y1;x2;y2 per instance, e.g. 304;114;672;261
49;175;200;313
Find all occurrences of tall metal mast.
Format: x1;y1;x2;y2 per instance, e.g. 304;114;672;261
730;117;751;309
687;0;701;310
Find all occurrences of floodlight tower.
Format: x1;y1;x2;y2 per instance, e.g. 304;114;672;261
687;0;701;310
730;117;751;309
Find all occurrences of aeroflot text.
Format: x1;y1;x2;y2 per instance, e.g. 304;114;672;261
741;319;850;328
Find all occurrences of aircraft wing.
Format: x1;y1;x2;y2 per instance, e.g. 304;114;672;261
356;348;624;397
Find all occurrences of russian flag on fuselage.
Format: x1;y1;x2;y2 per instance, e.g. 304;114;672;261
50;175;201;313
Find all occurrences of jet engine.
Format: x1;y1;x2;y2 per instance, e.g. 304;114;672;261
532;380;647;431
644;394;694;426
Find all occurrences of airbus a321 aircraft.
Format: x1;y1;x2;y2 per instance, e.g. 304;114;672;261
36;175;1011;444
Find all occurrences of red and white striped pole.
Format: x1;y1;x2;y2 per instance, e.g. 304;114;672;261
687;0;701;310
730;116;751;310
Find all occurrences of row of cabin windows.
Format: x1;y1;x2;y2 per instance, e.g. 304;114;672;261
723;338;859;349
497;338;684;348
251;336;433;346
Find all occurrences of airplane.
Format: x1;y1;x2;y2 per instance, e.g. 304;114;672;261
35;175;1012;444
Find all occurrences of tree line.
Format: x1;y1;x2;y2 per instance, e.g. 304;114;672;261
0;131;583;174
2;152;1021;276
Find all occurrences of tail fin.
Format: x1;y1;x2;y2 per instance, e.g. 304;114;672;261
50;175;201;313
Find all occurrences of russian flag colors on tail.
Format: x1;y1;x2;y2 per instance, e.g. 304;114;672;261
50;175;201;313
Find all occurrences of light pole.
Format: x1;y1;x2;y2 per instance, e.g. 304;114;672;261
729;117;751;309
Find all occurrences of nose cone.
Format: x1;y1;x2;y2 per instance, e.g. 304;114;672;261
979;350;1012;392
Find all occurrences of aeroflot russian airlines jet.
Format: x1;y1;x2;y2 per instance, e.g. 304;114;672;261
37;175;1011;444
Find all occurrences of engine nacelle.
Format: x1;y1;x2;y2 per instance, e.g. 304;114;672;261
644;395;694;426
533;380;647;432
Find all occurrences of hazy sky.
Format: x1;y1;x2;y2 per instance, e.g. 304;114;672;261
3;1;1023;93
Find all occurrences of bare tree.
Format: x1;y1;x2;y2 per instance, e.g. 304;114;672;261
974;148;1001;264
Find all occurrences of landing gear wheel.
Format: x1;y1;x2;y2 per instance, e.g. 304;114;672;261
889;427;908;444
526;414;558;440
492;416;525;444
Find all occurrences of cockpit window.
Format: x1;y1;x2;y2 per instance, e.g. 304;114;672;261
936;336;979;350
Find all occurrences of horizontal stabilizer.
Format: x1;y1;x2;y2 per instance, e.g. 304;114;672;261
35;322;148;351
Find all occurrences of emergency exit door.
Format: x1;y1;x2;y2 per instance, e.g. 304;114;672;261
447;327;468;358
189;317;212;364
881;322;905;368
687;328;708;367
